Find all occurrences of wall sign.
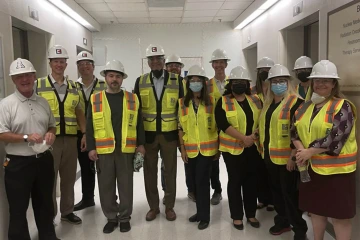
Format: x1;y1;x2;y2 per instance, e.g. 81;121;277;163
328;0;360;92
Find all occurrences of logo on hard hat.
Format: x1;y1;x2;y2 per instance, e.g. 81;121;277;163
82;53;87;57
16;61;26;69
152;47;157;52
56;49;62;54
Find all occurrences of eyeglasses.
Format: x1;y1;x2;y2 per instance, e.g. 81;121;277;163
77;62;93;66
148;56;164;62
313;79;333;84
189;78;202;83
271;79;287;84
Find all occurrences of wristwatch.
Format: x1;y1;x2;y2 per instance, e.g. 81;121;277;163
23;134;28;142
291;156;296;162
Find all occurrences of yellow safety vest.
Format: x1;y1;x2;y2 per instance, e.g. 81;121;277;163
178;96;218;158
251;86;264;102
37;76;79;135
259;95;298;165
294;99;357;175
219;95;262;155
207;78;228;101
295;84;311;101
91;90;139;154
76;78;106;115
139;72;179;132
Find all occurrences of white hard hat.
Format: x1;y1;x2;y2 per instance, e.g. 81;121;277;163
229;66;251;81
48;45;69;59
185;65;208;81
100;60;128;79
308;60;340;79
9;58;36;76
293;56;313;70
165;54;184;68
257;57;275;69
267;64;291;80
77;51;94;63
146;44;165;57
209;49;231;63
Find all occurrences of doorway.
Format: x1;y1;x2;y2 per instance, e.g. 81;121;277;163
243;43;257;86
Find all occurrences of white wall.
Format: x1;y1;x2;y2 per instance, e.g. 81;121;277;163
92;22;243;91
0;0;94;95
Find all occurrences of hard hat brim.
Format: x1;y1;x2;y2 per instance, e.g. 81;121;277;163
9;70;36;76
293;66;313;70
166;62;184;68
77;59;94;63
209;59;231;63
308;75;340;80
100;70;128;79
184;75;209;82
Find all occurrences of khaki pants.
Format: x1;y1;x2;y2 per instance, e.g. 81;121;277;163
52;136;78;217
96;150;134;222
144;134;178;209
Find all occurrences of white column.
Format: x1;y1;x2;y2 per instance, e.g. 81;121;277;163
0;142;9;239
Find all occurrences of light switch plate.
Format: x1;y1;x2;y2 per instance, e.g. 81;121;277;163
28;6;39;21
293;1;303;17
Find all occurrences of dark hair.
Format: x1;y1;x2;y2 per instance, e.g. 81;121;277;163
255;70;263;94
183;76;211;107
223;79;251;97
105;70;124;77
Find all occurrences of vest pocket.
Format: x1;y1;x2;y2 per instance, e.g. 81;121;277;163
166;93;178;109
140;90;150;108
41;92;57;111
93;112;105;130
226;111;238;128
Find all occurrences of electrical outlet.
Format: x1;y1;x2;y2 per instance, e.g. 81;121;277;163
28;6;39;21
247;36;251;43
293;1;303;17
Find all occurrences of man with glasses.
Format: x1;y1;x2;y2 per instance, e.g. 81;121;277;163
36;45;86;224
74;51;106;211
134;44;184;221
293;56;313;100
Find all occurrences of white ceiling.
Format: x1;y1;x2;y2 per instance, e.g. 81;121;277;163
74;0;255;24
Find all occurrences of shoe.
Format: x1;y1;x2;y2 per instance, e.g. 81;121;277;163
60;213;82;225
210;192;222;205
294;234;307;240
269;225;292;235
120;222;131;232
165;208;176;221
266;205;275;212
103;221;118;234
233;222;244;230
198;221;209;230
74;199;95;211
187;192;196;202
189;214;199;223
145;209;160;221
247;218;260;228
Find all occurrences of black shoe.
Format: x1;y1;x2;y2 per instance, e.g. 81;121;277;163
120;222;131;232
247;218;260;228
269;225;292;235
198;221;209;230
233;222;244;230
60;213;82;225
294;234;307;240
210;192;222;205
103;222;118;234
189;214;199;223
74;199;95;211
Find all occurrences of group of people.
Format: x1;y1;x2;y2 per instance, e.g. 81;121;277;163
0;43;356;240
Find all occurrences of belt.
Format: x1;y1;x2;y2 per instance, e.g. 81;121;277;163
6;150;51;159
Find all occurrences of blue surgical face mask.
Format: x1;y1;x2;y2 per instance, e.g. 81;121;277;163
189;82;203;92
271;82;287;96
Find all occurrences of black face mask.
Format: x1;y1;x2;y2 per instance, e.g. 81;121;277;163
152;69;163;79
259;71;268;81
297;72;311;82
232;83;247;95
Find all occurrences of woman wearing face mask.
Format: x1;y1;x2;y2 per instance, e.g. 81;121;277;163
215;66;262;230
251;57;275;102
178;65;218;230
258;64;308;240
291;60;357;240
293;56;313;100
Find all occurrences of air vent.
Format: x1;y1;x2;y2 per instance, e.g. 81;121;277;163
147;0;185;8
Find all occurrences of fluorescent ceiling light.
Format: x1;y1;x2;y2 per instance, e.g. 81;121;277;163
235;0;280;29
48;0;93;29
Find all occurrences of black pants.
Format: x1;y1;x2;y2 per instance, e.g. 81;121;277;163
223;146;259;220
257;158;273;205
4;152;57;240
210;159;222;194
264;156;308;236
188;154;212;222
77;132;95;200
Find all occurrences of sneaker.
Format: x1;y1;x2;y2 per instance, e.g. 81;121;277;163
60;213;82;225
187;192;196;202
210;192;222;205
120;222;131;232
269;225;292;235
103;221;118;234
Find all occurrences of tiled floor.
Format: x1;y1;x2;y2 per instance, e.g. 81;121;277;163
28;156;335;240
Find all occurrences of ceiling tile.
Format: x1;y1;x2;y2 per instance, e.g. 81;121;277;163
80;3;110;11
150;18;181;23
149;11;183;18
149;7;184;11
216;9;239;16
105;0;144;2
113;11;148;18
88;11;115;18
107;3;147;11
183;10;218;17
118;17;150;23
182;17;213;23
96;18;119;24
186;0;224;2
185;2;224;10
213;15;237;22
75;0;104;3
221;1;251;10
